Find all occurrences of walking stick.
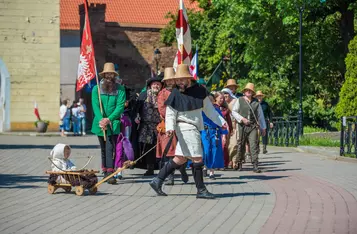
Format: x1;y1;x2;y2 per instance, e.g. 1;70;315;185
159;134;174;169
94;65;107;141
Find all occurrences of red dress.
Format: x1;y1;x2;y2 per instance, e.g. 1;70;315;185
156;88;177;158
218;104;233;167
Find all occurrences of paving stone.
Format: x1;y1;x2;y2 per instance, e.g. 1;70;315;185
1;136;357;234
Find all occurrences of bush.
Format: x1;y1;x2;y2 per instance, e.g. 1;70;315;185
336;35;357;118
303;126;327;133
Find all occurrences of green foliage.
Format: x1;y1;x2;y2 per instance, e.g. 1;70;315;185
336;35;357;118
160;0;356;128
303;126;327;133
299;136;339;147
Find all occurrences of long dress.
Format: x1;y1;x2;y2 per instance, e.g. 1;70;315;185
134;90;161;169
201;106;227;169
217;104;233;167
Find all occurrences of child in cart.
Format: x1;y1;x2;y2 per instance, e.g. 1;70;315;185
48;143;97;188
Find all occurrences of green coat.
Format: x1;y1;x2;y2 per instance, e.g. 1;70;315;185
91;85;126;136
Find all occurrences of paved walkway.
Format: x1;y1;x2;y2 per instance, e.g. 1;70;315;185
0;135;356;234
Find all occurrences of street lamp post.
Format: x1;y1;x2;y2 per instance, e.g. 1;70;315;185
228;33;234;78
154;48;162;75
298;6;304;136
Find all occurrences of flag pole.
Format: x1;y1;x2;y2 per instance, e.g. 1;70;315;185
83;0;106;141
196;45;199;78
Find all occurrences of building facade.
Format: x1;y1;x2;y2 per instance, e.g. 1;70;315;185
0;0;60;131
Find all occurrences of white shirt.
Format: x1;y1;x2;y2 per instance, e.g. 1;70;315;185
166;96;226;132
59;105;67;120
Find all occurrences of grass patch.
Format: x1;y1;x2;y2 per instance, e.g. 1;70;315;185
303;126;328;134
299;135;339;147
344;153;357;158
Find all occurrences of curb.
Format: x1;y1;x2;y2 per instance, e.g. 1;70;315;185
294;146;357;163
0;132;61;137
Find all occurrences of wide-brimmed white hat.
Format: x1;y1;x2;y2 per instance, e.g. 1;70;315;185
221;88;237;99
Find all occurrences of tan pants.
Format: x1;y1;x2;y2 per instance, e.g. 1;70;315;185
228;123;239;163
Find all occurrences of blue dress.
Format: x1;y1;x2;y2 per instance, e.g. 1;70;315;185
201;107;227;169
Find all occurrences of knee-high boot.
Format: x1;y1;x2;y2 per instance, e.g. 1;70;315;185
150;160;180;196
179;162;189;183
192;162;215;199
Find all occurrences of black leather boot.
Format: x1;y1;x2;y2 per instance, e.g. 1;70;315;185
193;162;215;199
253;162;261;173
144;164;155;176
179;162;189;183
238;162;243;171
165;171;175;186
105;171;117;184
150;160;180;196
263;145;268;154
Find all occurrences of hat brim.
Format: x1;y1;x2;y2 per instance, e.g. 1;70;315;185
242;88;256;95
255;94;265;97
162;76;175;81
99;71;119;76
225;84;238;88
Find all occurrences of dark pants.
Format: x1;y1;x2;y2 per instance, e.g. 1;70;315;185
262;120;269;145
98;135;118;172
236;124;259;164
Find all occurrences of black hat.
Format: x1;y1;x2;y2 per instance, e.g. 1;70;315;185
146;76;162;87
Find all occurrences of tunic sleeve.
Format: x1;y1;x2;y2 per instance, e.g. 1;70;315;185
165;105;177;132
202;97;226;127
231;98;244;123
91;86;103;119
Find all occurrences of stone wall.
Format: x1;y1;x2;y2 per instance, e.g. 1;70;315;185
0;0;60;131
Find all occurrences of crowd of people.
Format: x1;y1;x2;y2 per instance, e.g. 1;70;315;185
59;98;87;137
56;62;273;199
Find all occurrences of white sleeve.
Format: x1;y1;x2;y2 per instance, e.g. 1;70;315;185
165;106;178;132
202;97;226;127
59;106;66;119
258;105;267;130
231;99;244;123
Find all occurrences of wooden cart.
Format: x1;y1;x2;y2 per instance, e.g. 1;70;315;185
45;170;99;196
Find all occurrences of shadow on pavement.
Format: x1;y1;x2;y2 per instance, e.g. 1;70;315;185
265;152;294;155
0;173;46;189
0;145;99;150
174;192;270;198
234;175;289;180
262;168;301;172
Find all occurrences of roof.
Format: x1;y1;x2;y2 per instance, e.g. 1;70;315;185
60;0;200;30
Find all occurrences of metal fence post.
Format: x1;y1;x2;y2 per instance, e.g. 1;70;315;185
340;117;344;156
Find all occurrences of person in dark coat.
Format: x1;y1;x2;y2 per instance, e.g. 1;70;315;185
255;91;273;154
134;76;163;176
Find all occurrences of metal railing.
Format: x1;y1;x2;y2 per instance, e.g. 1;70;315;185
340;116;357;158
268;116;299;147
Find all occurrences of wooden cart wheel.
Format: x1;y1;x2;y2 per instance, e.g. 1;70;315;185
47;184;56;194
88;187;97;195
75;186;84;196
63;187;71;193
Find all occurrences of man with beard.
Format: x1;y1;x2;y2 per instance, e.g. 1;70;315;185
134;76;162;176
156;67;188;185
149;64;227;199
91;62;126;184
232;83;266;173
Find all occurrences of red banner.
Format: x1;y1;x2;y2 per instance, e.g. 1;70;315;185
76;0;96;91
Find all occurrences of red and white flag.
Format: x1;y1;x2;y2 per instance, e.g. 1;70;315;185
173;0;192;70
189;49;198;80
76;0;96;92
34;101;41;120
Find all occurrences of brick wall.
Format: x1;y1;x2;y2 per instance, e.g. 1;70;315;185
0;0;60;131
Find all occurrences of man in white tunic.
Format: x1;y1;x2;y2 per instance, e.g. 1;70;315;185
149;64;226;199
